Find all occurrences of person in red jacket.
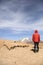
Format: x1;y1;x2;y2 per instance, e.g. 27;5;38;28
32;30;40;52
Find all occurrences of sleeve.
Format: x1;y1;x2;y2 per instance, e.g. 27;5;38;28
38;34;40;42
32;34;34;42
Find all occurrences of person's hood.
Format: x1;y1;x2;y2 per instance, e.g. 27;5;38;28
34;30;38;33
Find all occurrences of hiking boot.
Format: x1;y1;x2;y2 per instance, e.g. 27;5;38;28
36;50;39;52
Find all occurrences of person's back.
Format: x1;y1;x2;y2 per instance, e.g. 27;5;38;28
32;33;40;42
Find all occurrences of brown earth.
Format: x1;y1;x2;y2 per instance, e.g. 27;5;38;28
0;40;43;65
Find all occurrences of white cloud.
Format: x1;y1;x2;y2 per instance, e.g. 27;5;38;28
30;18;43;31
0;17;43;33
0;0;43;34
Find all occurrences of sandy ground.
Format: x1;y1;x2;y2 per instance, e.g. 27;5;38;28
0;44;43;65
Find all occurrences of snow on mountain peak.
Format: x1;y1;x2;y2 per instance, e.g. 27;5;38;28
21;38;31;43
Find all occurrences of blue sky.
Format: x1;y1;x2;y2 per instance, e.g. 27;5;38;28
0;0;43;40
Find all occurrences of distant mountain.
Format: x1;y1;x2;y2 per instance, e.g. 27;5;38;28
21;38;31;43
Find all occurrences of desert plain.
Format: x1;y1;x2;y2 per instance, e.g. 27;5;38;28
0;40;43;65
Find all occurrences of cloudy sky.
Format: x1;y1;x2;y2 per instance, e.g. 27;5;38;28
0;0;43;40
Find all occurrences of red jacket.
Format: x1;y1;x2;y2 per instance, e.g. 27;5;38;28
32;30;40;42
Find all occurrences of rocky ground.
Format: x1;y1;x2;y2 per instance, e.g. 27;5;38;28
0;40;43;65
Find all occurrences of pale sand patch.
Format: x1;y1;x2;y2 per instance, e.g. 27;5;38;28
0;46;43;65
0;40;43;65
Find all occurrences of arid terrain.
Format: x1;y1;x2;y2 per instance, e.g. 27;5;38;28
0;40;43;65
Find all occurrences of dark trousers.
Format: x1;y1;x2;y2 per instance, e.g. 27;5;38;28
34;42;39;52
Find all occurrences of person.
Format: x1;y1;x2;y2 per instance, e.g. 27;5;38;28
32;30;40;52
